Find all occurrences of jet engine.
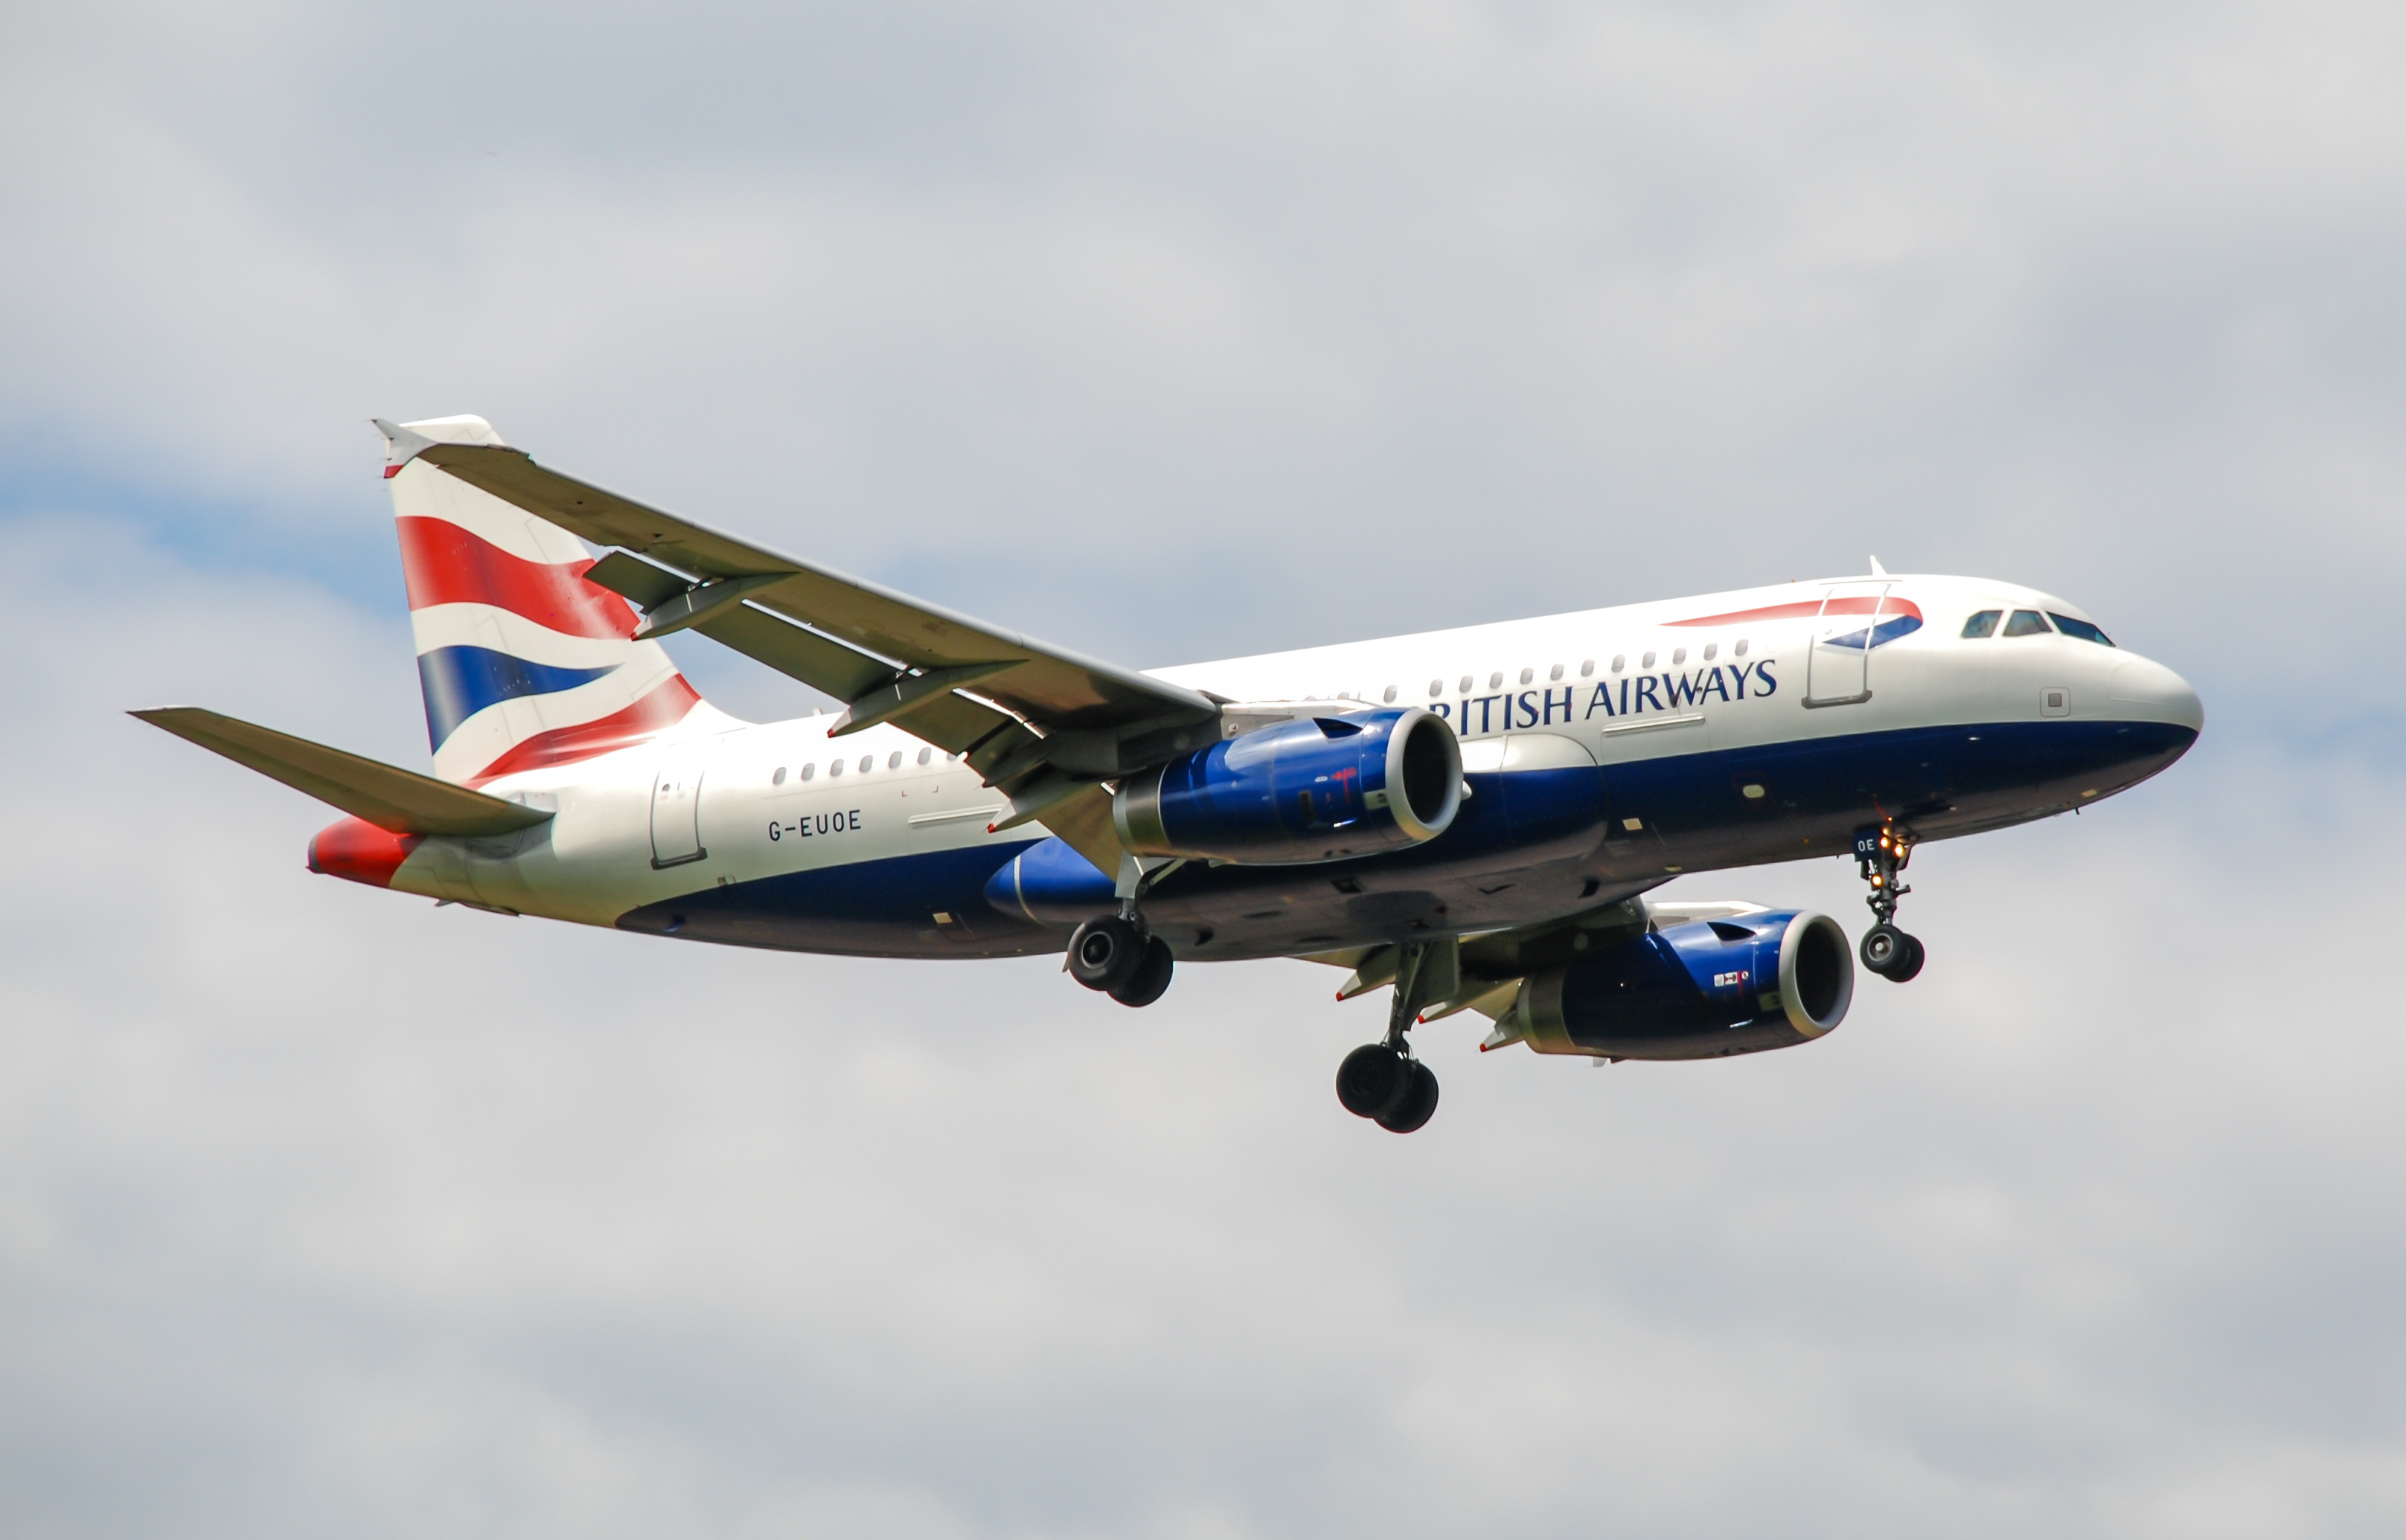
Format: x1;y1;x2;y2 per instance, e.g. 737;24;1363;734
1503;910;1854;1061
1113;708;1463;864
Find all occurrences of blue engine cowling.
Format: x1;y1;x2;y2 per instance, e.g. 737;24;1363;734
1511;911;1855;1061
1112;707;1464;864
984;836;1119;926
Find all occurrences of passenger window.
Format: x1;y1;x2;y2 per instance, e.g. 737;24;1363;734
918;747;932;765
1383;684;1398;702
1671;647;1686;665
1488;671;1503;689
858;755;874;773
828;759;842;777
1549;663;1564;681
1518;667;1534;685
2002;610;2052;638
1428;679;1443;697
1734;638;1748;657
772;766;787;786
2047;613;2116;647
1702;644;1717;661
1961;610;2001;638
1610;655;1625;673
1459;675;1473;693
1640;651;1657;668
888;751;903;770
1579;659;1594;676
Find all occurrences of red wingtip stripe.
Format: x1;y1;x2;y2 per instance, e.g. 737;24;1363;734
465;675;704;786
384;463;403;478
1665;597;1924;629
396;516;638;640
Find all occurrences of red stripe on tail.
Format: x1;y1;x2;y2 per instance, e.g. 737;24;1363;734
396;516;638;640
466;676;704;785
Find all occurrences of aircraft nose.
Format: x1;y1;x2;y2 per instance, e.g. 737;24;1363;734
2108;656;2204;735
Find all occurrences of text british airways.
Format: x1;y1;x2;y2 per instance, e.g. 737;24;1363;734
1430;659;1778;737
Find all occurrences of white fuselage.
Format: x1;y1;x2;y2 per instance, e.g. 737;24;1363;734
380;573;2201;961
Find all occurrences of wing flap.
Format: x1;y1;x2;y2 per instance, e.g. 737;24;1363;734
1028;783;1130;880
132;708;551;838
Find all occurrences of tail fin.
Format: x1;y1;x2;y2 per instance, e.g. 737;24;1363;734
376;414;714;784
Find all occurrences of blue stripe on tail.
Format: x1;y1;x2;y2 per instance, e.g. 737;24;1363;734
417;646;619;750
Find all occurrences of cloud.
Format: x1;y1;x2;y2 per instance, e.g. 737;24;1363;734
4;3;2405;1535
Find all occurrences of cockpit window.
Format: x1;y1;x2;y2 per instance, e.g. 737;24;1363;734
2047;612;2115;647
1960;610;2001;639
2002;609;2053;638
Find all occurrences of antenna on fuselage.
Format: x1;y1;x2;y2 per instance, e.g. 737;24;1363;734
1869;556;1889;576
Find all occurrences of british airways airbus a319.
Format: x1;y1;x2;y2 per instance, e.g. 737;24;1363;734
138;416;2202;1132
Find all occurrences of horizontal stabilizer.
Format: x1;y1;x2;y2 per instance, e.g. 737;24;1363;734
130;707;552;837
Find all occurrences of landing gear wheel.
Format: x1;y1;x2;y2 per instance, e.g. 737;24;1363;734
1336;1044;1412;1120
1375;1061;1439;1134
1067;914;1144;992
1861;923;1906;975
1860;924;1926;982
1107;937;1174;1007
1889;933;1926;983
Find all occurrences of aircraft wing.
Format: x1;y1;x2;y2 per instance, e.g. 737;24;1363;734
1311;885;1692;1024
414;439;1224;872
415;441;1219;742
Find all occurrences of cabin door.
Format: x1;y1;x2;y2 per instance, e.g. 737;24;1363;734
1803;583;1893;708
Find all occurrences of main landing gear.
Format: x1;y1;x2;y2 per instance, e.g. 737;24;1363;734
1068;858;1180;1008
1854;823;1926;983
1067;914;1175;1007
1334;940;1441;1134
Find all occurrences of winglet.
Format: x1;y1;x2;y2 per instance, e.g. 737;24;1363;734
372;414;509;479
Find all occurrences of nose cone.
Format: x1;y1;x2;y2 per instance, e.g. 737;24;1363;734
2109;656;2204;737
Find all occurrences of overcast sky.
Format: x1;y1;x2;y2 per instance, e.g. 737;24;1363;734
4;3;2404;1536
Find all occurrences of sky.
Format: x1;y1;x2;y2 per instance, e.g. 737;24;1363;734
2;2;2403;1536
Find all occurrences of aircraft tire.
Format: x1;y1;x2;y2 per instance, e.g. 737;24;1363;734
1860;923;1908;978
1336;1044;1412;1120
1108;937;1175;1007
1068;915;1145;992
1376;1061;1440;1134
1887;933;1926;984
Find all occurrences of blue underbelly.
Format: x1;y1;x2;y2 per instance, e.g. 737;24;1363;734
618;717;2195;960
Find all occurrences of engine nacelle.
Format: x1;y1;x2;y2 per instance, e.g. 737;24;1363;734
1508;911;1854;1061
1113;708;1463;865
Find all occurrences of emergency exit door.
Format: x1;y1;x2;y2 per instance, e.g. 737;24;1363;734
649;742;711;868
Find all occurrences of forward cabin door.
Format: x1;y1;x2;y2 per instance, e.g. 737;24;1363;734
1804;583;1892;708
649;741;711;868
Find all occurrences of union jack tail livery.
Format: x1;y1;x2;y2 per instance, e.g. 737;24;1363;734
376;416;716;784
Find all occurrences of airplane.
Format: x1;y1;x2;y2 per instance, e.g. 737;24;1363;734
137;414;2203;1133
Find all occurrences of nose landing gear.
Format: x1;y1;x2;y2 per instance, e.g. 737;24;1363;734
1334;940;1443;1133
1854;824;1927;983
